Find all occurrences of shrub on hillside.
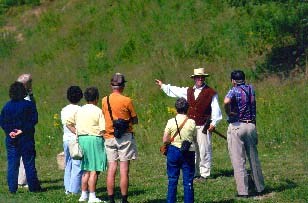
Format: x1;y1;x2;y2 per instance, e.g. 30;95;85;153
116;38;136;63
87;40;112;74
0;31;16;57
252;2;308;76
226;0;289;7
0;0;40;6
0;3;7;15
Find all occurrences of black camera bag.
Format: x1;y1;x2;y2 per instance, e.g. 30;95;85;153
180;140;192;152
113;119;129;138
107;96;130;139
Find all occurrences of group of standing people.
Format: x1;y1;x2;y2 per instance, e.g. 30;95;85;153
0;68;265;203
156;68;265;202
61;73;138;203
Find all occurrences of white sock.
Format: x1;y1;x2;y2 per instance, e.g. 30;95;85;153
81;191;88;198
89;192;96;199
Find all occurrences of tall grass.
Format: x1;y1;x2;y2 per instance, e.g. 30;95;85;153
0;0;307;202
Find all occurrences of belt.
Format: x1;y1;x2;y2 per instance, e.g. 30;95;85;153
78;134;103;137
112;132;133;137
239;120;255;124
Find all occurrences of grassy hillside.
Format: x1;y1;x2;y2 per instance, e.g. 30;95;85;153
0;0;307;202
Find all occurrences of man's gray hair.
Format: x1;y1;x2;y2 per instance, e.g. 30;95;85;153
17;73;32;84
111;85;122;90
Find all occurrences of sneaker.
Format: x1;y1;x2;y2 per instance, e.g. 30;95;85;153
236;194;249;198
255;190;267;196
79;196;89;202
193;175;201;179
18;184;28;188
32;187;47;193
88;197;106;203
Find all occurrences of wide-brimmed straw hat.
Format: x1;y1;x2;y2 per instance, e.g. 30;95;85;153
190;68;209;78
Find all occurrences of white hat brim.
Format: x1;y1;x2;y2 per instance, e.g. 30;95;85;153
190;74;209;78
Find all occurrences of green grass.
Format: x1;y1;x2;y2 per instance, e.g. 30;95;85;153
0;0;307;202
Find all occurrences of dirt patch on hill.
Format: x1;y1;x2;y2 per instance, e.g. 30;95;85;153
2;25;16;32
21;6;46;24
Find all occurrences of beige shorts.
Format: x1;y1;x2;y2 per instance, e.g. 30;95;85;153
104;133;137;162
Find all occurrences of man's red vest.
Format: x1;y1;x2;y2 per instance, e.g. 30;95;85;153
187;86;216;126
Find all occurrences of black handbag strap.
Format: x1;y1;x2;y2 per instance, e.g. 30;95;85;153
175;117;181;139
107;96;132;122
107;96;114;121
171;117;188;142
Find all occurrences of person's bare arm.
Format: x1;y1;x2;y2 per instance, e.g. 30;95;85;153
66;124;76;134
155;79;163;88
224;97;231;115
9;129;23;138
163;131;171;144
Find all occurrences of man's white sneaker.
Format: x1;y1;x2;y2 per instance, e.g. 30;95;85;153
88;197;106;203
79;196;89;202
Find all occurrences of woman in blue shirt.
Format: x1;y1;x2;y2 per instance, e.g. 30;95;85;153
0;82;42;193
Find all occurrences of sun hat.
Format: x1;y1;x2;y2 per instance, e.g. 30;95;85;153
190;68;209;78
111;73;127;87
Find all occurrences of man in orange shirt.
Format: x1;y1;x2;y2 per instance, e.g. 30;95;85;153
102;73;138;203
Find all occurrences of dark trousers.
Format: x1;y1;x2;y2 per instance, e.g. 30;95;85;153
167;145;195;203
6;134;41;193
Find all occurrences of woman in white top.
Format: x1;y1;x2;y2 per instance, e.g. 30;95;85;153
61;86;83;194
68;87;107;203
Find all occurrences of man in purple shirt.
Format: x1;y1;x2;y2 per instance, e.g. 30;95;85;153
224;70;265;198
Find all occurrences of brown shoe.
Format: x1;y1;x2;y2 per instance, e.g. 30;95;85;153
194;176;206;182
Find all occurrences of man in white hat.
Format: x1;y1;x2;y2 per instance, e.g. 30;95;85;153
155;68;222;180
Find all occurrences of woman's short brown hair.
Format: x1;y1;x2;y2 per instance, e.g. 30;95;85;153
175;97;189;114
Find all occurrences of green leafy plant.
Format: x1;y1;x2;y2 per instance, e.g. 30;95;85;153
0;31;15;58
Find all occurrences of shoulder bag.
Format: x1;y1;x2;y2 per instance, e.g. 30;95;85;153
107;96;129;138
68;130;83;160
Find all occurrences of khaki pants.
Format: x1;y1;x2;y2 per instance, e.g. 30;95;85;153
227;122;264;195
194;126;212;178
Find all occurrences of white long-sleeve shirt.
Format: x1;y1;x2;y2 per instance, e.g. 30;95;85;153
61;104;81;142
161;83;222;127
